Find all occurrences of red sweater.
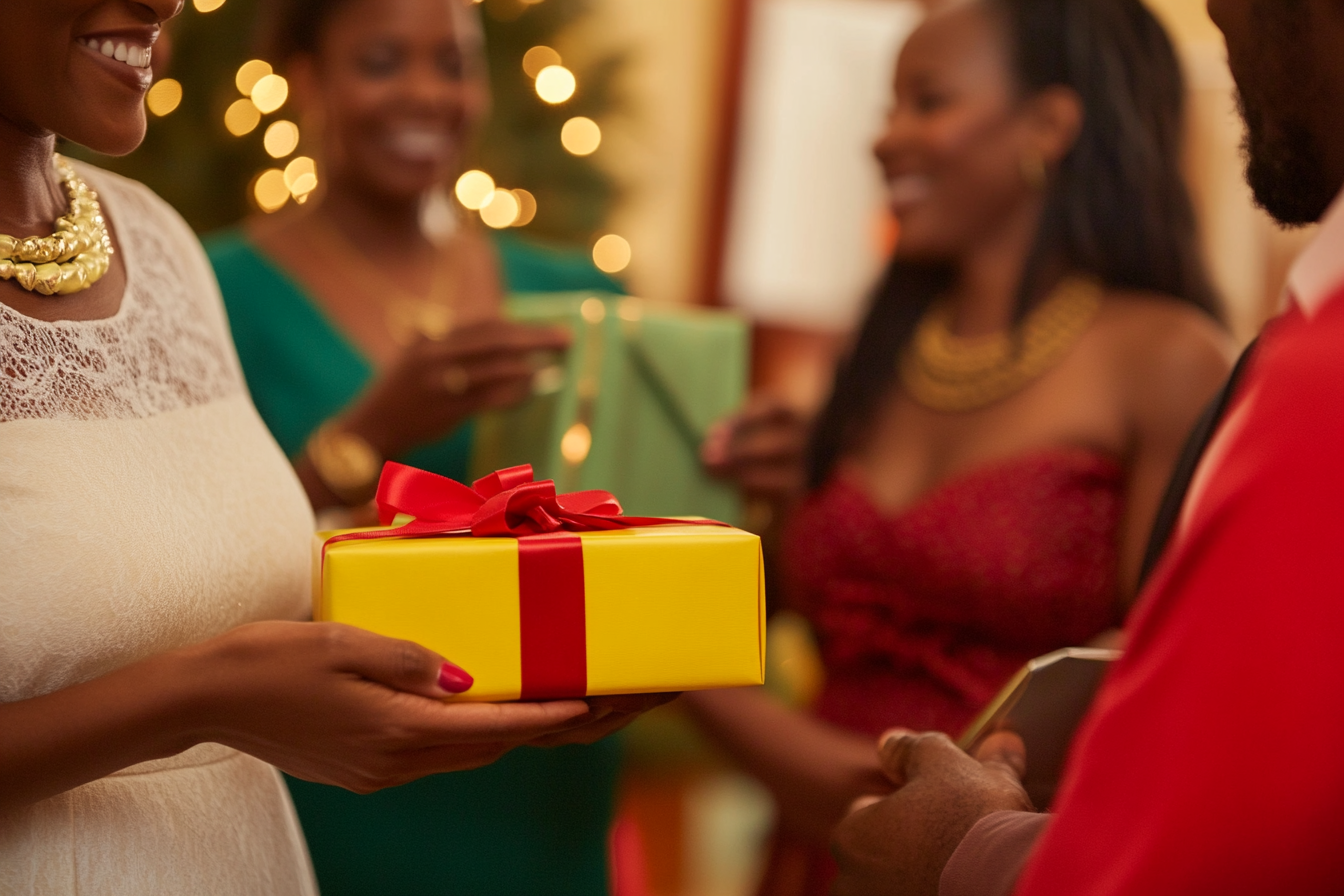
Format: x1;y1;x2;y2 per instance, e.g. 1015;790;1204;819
1012;291;1344;894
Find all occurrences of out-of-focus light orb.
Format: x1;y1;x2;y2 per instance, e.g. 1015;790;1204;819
194;0;227;10
580;297;607;324
512;189;537;227
455;170;496;210
254;169;290;213
224;98;262;136
560;422;592;465
535;65;576;104
560;117;601;156
235;59;272;96
522;45;562;79
145;79;183;117
263;120;300;158
284;156;317;191
592;234;631;274
250;74;289;114
480;190;522;229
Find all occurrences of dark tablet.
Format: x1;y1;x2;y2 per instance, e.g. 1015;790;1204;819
958;647;1121;809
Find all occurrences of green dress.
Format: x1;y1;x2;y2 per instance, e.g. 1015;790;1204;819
206;228;623;896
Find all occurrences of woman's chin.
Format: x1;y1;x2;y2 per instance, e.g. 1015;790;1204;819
58;115;147;158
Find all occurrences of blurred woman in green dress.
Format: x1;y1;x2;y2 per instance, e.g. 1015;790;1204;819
206;0;623;892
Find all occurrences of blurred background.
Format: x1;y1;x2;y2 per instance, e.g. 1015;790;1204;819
69;0;1309;893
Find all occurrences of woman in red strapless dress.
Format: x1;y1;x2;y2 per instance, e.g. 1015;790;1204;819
689;2;1234;895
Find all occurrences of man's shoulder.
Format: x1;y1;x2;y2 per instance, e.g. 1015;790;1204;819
1254;290;1344;410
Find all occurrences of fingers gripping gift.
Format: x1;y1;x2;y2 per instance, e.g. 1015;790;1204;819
315;462;766;701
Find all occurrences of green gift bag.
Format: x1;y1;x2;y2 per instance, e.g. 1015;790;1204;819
470;292;749;527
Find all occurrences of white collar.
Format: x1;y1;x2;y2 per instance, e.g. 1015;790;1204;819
1286;186;1344;317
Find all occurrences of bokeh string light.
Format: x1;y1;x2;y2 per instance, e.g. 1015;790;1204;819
480;190;522;229
455;170;496;210
224;98;261;136
522;45;562;79
535;65;577;104
560;116;601;156
249;74;289;114
263;120;300;159
145;79;183;117
592;235;632;273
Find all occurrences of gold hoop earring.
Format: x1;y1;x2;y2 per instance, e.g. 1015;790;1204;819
1020;152;1047;190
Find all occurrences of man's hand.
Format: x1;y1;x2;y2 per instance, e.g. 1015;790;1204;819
831;730;1033;896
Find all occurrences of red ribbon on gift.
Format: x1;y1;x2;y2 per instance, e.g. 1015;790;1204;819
323;463;726;699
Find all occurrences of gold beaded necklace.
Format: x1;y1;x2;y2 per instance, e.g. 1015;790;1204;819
0;155;113;296
900;276;1104;413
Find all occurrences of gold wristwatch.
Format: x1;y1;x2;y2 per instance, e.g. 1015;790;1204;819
306;422;383;505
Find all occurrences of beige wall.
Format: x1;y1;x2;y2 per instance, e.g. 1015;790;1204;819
563;0;731;306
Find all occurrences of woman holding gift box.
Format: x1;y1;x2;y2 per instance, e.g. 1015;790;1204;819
0;1;645;894
204;1;629;894
695;1;1234;893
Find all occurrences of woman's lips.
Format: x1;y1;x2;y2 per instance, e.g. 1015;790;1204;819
384;129;457;163
886;174;933;213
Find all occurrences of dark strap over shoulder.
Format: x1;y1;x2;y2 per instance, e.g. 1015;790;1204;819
1137;339;1260;588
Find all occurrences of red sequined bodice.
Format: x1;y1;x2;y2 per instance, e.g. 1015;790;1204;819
784;448;1124;738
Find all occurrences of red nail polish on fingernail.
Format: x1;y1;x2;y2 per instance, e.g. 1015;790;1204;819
438;661;474;694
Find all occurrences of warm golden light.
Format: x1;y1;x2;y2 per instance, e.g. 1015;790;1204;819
254;169;290;213
263;120;300;158
224;99;262;136
592;235;632;274
145;79;183;117
512;189;538;227
560;117;601;156
535;65;577;104
250;74;289;114
235;59;272;96
580;297;607;324
194;0;226;10
480;190;522;229
560;422;593;465
522;45;562;79
454;170;496;210
284;156;317;190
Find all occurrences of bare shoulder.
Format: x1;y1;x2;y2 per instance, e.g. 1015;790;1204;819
1092;290;1236;426
1094;290;1235;382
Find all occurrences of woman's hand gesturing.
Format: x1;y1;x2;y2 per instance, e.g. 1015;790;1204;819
184;621;591;793
343;319;572;460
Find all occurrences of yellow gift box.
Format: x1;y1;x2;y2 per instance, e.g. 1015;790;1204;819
313;523;766;702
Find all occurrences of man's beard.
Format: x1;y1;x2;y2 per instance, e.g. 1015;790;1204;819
1238;89;1336;227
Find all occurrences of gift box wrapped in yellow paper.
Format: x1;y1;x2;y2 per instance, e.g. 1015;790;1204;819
313;462;765;702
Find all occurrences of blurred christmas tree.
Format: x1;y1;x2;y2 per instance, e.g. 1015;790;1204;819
66;0;619;246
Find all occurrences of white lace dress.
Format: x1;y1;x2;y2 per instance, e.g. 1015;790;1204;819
0;163;319;895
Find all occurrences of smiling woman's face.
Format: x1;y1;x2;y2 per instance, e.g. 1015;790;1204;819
873;3;1042;262
301;0;489;202
0;1;180;155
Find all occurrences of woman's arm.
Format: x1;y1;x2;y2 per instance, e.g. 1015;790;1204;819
682;687;893;843
1113;301;1234;601
0;621;591;814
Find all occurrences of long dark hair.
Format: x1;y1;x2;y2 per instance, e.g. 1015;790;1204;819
806;0;1220;489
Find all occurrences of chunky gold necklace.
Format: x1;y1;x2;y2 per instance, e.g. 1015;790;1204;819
900;276;1103;413
0;155;113;296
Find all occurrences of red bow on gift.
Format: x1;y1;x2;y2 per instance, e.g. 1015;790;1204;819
326;462;725;551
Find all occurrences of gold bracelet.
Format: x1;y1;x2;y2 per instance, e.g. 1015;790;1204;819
306;422;383;506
